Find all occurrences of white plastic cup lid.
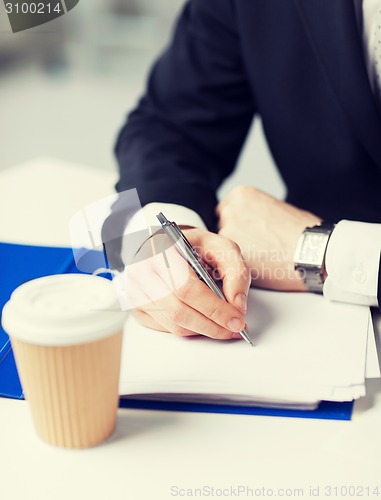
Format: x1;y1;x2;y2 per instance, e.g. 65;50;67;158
1;274;127;346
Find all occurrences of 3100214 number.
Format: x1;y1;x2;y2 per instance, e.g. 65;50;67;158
5;3;62;14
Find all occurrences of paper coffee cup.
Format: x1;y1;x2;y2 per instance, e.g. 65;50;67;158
2;274;126;449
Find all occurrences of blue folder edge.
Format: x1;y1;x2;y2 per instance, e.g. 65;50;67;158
0;241;353;421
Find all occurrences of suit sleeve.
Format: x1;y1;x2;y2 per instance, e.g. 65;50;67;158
115;0;255;231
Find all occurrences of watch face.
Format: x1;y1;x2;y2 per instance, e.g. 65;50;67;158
297;233;330;266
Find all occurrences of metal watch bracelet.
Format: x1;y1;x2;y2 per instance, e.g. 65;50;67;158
294;222;336;293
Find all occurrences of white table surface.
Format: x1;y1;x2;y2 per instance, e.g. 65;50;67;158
1;158;381;500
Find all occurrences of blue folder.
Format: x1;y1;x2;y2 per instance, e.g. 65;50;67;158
0;241;353;420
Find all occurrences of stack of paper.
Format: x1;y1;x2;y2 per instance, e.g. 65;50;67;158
119;289;379;409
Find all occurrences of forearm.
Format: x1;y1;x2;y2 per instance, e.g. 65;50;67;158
115;0;254;232
115;112;219;231
216;186;381;309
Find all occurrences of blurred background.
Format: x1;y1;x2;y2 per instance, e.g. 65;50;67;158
0;0;285;199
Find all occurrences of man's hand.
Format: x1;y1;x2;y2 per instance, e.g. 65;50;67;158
217;186;322;291
122;228;250;340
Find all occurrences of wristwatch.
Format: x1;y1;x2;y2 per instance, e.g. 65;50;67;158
294;222;335;293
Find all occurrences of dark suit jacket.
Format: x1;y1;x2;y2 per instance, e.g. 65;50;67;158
114;0;381;302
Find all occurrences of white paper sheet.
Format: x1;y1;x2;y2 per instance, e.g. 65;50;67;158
119;289;373;406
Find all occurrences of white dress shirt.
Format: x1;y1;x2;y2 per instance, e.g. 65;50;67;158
324;0;381;306
124;1;381;308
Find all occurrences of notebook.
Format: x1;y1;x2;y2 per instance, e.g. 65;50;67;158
1;241;375;420
118;289;372;408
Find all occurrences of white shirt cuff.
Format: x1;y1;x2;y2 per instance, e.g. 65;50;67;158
323;220;381;307
121;203;207;264
125;202;207;233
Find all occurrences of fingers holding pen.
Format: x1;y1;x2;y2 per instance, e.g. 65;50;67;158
124;227;248;340
185;229;251;313
152;244;246;335
125;254;245;340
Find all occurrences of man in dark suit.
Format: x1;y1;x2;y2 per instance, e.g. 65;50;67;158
113;0;381;339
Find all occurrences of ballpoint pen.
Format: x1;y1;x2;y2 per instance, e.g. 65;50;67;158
156;212;253;347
